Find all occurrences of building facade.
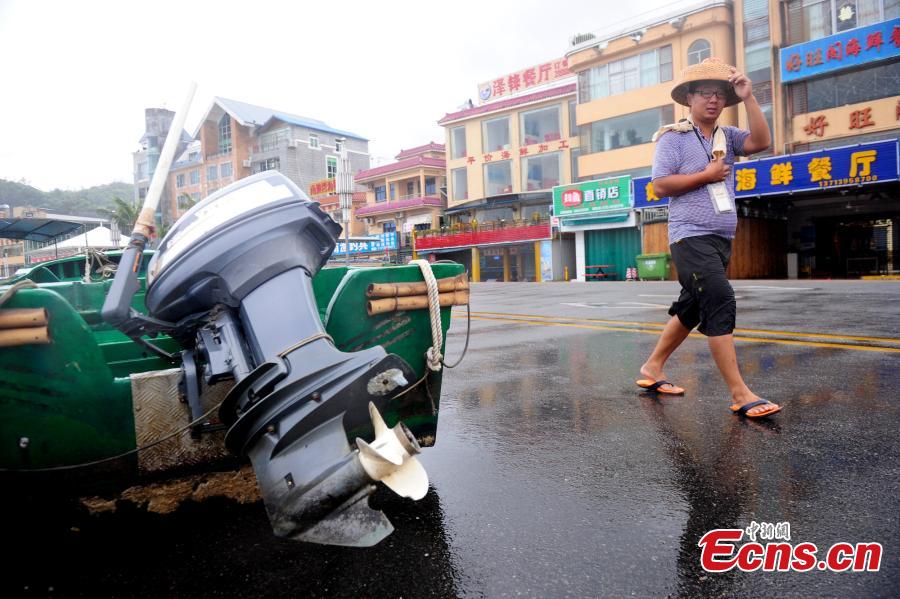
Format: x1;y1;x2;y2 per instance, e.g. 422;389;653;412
354;142;447;256
133;108;190;229
429;61;579;282
167;97;370;222
567;0;899;280
742;0;900;277
566;1;739;281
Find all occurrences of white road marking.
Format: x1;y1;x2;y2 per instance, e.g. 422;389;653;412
561;302;668;309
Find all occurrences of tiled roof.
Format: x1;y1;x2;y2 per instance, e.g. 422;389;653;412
395;142;445;159
355;156;446;181
438;83;576;125
212;97;367;140
356;196;443;216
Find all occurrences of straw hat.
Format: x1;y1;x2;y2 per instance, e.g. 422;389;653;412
670;57;741;107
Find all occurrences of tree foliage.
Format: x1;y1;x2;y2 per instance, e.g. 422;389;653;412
0;178;135;218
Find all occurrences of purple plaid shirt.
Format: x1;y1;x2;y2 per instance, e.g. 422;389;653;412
651;125;750;244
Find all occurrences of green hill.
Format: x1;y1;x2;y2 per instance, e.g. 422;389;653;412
0;179;135;218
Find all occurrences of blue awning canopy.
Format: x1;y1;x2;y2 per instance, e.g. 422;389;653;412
0;218;84;242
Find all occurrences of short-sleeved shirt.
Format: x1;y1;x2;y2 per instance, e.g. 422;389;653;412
652;125;750;244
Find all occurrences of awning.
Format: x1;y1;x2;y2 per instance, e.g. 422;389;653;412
0;218;84;242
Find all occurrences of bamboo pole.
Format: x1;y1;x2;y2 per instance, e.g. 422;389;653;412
366;273;469;298
0;308;48;329
0;326;50;347
367;291;469;316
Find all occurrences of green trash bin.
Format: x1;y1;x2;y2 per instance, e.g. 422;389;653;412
635;253;670;280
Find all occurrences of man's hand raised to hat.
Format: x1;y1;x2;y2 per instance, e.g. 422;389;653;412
703;157;730;183
727;67;753;101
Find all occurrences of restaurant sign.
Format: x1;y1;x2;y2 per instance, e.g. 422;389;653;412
633;139;899;208
309;178;336;198
552;176;631;217
478;57;573;103
779;18;900;83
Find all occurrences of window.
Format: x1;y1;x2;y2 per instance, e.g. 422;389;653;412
577;45;672;102
450;126;467;159
483;161;512;196
335;139;343;153
218;115;232;154
389;183;396;200
190;169;200;185
188;151;199;161
521;106;561;146
259;128;290;151
326;156;338;179
786;0;891;45
482;116;510;152
176;174;185;188
687;39;711;65
257;157;280;172
375;185;387;202
522;152;561;191
191;192;200;202
383;221;396;233
309;133;320;149
451;167;468;201
568;100;578;137
795;60;900;113
207;165;218;181
406;181;415;197
581;105;675;153
425;177;436;195
220;162;233;178
570;147;582;181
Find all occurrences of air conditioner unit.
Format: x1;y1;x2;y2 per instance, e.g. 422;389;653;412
242;159;252;168
287;139;298;148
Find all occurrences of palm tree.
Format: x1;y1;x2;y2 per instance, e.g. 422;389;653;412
97;197;140;233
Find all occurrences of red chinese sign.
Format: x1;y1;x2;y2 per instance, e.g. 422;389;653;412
849;107;875;129
309;178;336;197
477;57;573;103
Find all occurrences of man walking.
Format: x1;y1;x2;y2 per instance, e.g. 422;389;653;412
636;58;780;419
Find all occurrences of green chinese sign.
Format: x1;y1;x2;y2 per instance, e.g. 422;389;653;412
552;176;632;217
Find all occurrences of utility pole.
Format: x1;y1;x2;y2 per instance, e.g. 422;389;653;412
335;138;353;265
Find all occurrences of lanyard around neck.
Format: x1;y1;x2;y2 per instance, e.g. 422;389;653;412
691;125;718;163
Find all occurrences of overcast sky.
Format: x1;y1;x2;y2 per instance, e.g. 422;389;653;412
0;0;666;191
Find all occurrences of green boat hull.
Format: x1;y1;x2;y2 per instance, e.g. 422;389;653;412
0;253;462;491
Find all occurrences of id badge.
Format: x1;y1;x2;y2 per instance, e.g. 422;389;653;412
707;181;733;214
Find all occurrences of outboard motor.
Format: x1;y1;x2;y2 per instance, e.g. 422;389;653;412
134;172;426;546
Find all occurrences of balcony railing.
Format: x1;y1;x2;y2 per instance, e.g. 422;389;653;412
414;218;552;250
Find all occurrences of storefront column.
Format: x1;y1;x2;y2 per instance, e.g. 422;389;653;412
502;248;510;282
471;247;481;282
533;241;542;282
575;230;586;282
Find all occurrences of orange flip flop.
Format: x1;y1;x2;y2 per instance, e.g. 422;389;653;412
636;379;685;395
731;399;781;419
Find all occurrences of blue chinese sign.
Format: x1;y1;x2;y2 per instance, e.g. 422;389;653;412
334;232;397;255
780;18;900;83
633;139;899;208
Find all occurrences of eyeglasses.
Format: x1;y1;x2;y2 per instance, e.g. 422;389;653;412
692;88;727;99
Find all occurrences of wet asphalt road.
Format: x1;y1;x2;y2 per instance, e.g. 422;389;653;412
7;280;900;598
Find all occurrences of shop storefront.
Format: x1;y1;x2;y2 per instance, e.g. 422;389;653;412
553;176;640;281
635;139;900;278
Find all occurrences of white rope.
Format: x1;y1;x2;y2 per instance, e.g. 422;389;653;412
410;259;443;371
